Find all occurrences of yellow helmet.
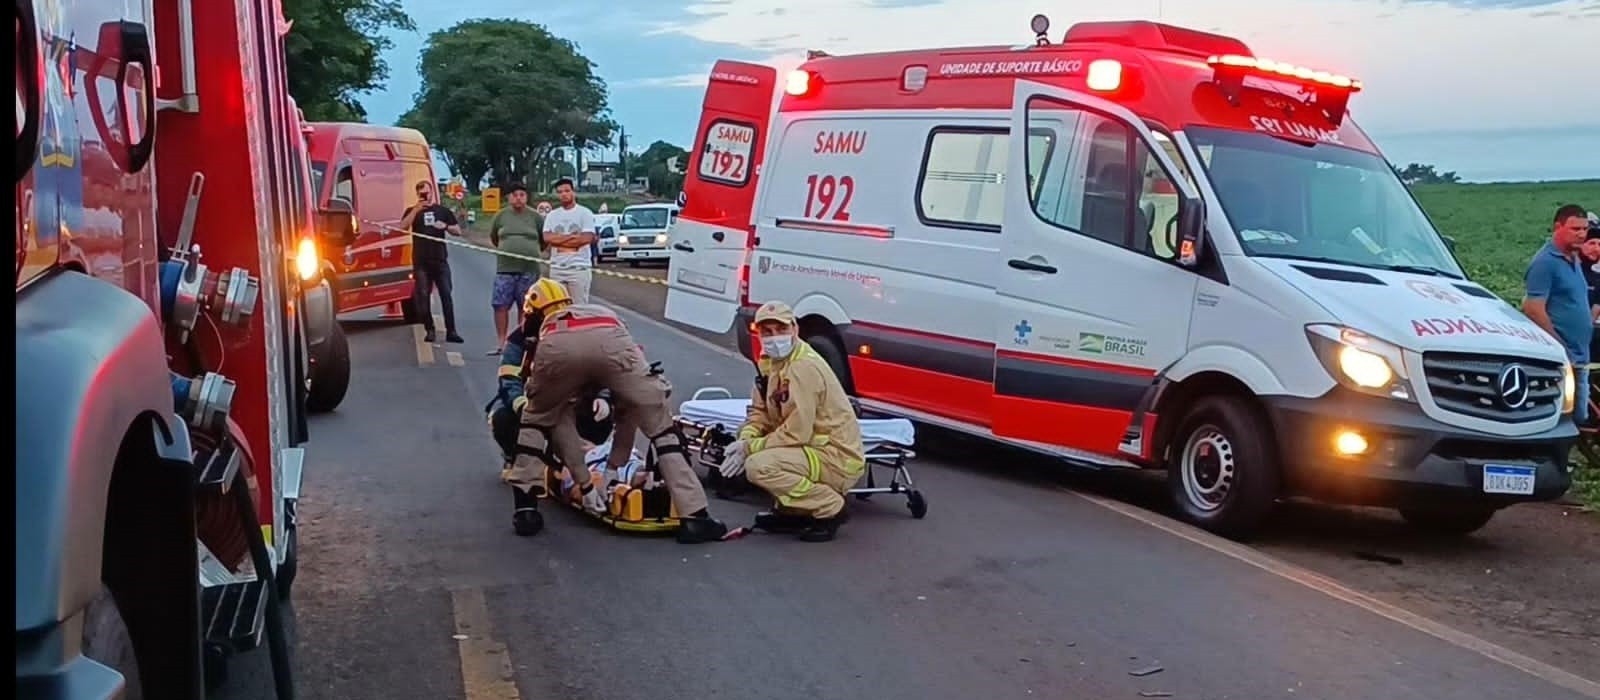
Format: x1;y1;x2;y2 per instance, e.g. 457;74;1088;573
523;278;572;316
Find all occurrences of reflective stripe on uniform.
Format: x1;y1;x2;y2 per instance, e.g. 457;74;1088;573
540;315;620;336
498;363;521;378
777;446;826;505
749;436;768;453
738;425;762;441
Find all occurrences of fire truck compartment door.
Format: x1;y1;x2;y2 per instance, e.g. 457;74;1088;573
665;60;777;334
991;79;1204;455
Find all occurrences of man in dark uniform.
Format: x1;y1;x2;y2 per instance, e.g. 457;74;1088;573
402;180;464;344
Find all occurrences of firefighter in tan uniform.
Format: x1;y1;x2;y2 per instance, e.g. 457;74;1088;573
718;302;865;542
504;278;729;544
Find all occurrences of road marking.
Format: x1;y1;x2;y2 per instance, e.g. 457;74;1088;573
447;351;465;367
450;587;522;700
593;296;744;362
595;292;1600;695
1071;490;1600;698
414;325;435;366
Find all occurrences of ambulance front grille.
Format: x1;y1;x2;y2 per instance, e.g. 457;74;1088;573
1420;352;1564;423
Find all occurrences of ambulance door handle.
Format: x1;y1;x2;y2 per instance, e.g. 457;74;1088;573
711;231;725;243
674;241;695;253
1008;258;1057;274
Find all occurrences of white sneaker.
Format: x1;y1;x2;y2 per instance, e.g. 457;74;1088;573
582;485;610;514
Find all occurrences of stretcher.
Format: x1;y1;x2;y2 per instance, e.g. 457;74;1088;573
539;453;683;535
674;388;927;519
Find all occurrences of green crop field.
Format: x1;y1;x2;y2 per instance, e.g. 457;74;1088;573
1420;179;1599;507
1413;179;1599;301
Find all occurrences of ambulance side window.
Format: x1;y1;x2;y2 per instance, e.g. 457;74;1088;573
1026;98;1184;262
915;127;1055;231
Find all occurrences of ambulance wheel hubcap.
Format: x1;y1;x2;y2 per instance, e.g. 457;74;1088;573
1182;426;1235;512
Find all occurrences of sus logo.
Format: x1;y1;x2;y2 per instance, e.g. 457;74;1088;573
758;255;771;274
1406;280;1466;306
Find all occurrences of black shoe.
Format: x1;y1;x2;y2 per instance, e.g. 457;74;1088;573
446;333;465;344
798;511;849;543
512;488;544;536
675;515;729;544
423;330;437;343
753;510;812;534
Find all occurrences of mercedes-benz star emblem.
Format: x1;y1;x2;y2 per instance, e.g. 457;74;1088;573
1496;364;1530;410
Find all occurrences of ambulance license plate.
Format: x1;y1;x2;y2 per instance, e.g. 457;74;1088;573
1481;464;1535;495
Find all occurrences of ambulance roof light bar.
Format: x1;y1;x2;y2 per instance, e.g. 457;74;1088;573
1207;53;1363;126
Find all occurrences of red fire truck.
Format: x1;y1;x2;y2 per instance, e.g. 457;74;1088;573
16;0;342;696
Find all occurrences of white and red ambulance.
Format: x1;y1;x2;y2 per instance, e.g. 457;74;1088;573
664;17;1577;538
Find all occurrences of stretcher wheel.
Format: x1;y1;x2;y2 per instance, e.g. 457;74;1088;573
907;490;928;519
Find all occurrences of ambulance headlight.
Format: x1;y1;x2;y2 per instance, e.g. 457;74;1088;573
1305;324;1412;401
655;233;668;244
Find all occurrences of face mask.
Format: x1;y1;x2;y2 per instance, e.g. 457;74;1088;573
761;334;794;358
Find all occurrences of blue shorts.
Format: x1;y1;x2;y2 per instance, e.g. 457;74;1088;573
491;272;538;309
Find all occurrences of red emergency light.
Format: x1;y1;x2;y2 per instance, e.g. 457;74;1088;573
1207;53;1362;126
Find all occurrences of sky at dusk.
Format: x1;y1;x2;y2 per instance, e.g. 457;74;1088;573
363;0;1600;182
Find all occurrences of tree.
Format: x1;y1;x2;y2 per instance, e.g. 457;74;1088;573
400;19;615;192
629;140;689;197
1391;161;1461;186
282;0;415;122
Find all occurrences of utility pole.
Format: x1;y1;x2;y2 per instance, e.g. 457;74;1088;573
618;125;629;190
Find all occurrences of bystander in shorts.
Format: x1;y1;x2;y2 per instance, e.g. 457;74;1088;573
491;272;539;310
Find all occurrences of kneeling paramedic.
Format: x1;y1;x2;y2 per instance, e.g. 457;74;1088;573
503;278;729;544
719;302;865;542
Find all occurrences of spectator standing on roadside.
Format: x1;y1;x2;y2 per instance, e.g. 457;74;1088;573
487;183;544;355
402;180;464;344
540;178;597;304
1522;204;1594;426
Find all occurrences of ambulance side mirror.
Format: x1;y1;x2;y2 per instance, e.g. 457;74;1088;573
1176;195;1206;268
319;198;358;247
1441;235;1458;254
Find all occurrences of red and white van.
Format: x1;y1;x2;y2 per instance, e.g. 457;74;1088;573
304;122;437;318
665;18;1577;538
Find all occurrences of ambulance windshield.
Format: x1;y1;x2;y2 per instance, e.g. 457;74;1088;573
1188;127;1463;279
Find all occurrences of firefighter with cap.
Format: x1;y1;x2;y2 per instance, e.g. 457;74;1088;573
505;278;729;544
718;301;865;542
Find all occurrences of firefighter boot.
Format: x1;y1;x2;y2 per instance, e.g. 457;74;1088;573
675;509;729;544
753;509;812;534
512;487;544;536
798;508;850;543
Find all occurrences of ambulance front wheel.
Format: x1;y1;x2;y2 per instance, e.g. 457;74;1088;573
1167;395;1280;540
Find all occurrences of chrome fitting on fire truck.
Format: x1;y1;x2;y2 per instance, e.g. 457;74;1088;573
170;371;236;434
158;257;261;341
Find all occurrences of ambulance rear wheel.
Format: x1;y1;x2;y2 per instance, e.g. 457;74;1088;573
1167;395;1279;539
805;332;855;395
400;297;422;324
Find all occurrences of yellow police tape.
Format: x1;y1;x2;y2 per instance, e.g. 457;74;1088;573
360;219;669;287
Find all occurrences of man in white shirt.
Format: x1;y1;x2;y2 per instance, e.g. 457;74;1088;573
540;178;597;304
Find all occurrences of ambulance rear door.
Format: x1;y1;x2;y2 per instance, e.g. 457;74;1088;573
664;60;778;333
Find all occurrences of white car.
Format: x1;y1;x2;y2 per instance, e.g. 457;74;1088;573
615;203;679;266
593;213;620;261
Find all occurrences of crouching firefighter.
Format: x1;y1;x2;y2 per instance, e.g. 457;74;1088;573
718;302;865;542
487;303;615;484
504;278;729;544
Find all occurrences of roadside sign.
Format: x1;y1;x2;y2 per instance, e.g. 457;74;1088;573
481;187;501;213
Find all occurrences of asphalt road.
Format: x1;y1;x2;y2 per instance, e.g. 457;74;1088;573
216;247;1600;700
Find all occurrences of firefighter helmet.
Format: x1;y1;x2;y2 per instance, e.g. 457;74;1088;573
524;278;572;316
